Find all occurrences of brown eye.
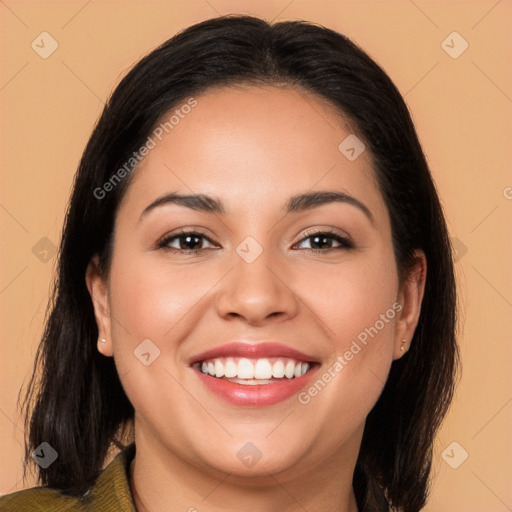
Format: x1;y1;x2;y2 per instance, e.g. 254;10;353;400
294;231;354;251
158;231;217;253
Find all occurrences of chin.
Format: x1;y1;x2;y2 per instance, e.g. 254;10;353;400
187;433;317;481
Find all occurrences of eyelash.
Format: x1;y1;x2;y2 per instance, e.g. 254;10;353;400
156;229;354;254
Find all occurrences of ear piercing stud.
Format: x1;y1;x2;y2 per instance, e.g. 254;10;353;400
400;339;406;352
99;338;106;343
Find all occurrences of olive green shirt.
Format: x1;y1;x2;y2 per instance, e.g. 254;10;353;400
0;444;137;511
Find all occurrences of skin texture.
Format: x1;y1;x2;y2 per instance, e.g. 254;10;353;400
86;85;426;512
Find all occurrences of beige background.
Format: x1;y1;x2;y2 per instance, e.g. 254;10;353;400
1;1;511;510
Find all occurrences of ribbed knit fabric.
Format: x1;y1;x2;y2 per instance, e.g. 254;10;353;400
0;444;137;511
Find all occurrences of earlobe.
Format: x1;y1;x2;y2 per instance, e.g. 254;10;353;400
97;336;113;357
393;250;427;360
85;256;114;357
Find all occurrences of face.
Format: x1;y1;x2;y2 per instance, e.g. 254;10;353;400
87;85;425;481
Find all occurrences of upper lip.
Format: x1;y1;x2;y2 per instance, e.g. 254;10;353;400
189;341;319;365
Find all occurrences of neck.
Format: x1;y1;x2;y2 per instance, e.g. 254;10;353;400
129;427;361;512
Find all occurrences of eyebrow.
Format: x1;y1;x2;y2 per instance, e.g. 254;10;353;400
139;190;374;225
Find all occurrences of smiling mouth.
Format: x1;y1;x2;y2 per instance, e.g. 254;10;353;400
193;356;315;385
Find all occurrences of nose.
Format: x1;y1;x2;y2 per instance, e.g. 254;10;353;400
215;249;299;326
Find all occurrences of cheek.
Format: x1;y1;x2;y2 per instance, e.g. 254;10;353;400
294;247;399;423
106;248;227;404
311;248;399;345
109;254;207;342
105;254;208;423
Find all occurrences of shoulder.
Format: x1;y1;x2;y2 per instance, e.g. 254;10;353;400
0;443;137;512
0;486;83;511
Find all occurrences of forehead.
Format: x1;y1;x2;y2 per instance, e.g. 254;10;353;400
118;85;385;223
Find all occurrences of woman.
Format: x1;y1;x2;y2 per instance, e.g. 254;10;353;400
1;14;459;512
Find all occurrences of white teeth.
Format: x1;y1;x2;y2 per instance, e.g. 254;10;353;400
238;358;254;379
214;359;224;378
198;357;312;380
285;360;295;379
254;359;273;379
272;360;285;378
224;358;237;378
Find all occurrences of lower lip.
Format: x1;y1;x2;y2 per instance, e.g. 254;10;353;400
194;366;319;407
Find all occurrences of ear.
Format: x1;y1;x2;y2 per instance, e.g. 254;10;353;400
85;255;113;357
393;249;427;360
